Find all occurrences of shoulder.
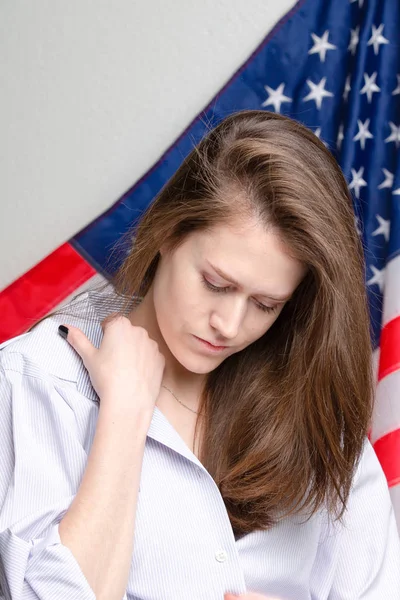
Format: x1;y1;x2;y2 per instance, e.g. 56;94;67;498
0;299;103;529
310;438;400;596
336;437;398;538
351;437;395;503
330;438;400;594
0;292;102;401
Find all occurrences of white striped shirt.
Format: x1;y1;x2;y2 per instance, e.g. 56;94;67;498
0;292;399;600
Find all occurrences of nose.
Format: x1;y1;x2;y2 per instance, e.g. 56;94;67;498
209;296;246;340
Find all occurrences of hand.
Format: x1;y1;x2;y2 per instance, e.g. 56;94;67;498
225;594;282;600
60;315;165;414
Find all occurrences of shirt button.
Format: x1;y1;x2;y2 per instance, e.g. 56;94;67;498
215;550;227;562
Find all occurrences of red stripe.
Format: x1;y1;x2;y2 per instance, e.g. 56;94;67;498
0;243;96;343
378;315;400;381
373;429;400;487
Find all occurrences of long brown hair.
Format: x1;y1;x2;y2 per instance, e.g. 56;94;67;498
52;110;375;537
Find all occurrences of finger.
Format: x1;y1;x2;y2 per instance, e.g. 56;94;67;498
58;324;97;366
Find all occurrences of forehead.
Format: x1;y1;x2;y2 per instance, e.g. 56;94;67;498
187;219;307;297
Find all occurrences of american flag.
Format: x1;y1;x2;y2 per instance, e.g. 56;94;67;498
1;0;399;532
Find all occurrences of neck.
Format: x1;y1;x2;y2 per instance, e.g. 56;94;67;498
127;289;206;400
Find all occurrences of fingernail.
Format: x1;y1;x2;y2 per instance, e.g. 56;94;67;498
58;325;69;339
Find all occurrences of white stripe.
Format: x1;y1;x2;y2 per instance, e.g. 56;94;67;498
372;347;380;387
389;484;400;536
381;254;400;327
371;368;400;443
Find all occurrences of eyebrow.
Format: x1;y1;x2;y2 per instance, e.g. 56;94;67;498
205;260;293;302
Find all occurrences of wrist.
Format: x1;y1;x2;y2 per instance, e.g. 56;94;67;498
98;397;154;429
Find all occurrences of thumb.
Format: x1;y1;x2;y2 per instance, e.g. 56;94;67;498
58;324;97;367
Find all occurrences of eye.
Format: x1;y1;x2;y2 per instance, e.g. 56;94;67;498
201;276;277;314
201;277;229;294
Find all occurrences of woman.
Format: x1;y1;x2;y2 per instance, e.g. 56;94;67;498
0;110;399;600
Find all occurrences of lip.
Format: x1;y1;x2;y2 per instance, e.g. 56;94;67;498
193;335;228;352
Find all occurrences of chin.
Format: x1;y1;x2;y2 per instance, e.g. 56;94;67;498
175;353;219;375
167;341;221;374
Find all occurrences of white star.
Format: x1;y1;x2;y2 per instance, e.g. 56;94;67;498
353;119;374;150
261;83;292;113
384;122;400;148
349;166;367;198
343;75;351;102
378;169;394;189
303;77;334;110
392;75;400;96
367;265;385;293
348;26;360;55
313;127;329;147
308;30;337;62
360;72;380;103
350;0;364;7
393;188;400;196
372;215;390;242
367;24;389;56
337;124;344;149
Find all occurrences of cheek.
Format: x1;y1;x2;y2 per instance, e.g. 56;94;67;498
153;280;180;336
175;271;210;321
242;312;278;345
169;265;200;309
156;288;202;338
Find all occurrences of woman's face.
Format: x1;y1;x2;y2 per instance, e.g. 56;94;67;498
151;217;307;375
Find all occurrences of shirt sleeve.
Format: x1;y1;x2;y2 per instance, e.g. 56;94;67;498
328;438;400;599
0;358;97;600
